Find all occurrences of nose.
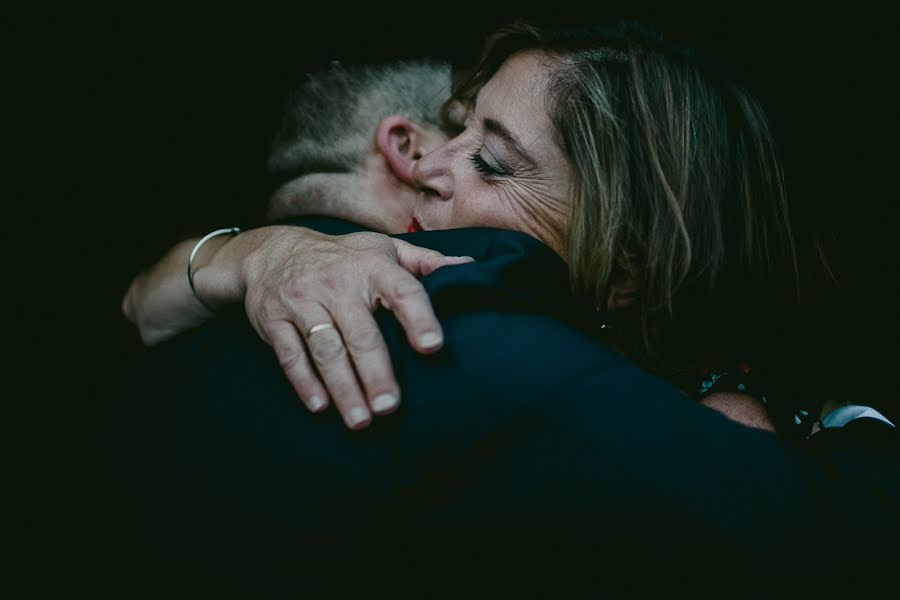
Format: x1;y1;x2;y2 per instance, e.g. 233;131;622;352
411;147;453;201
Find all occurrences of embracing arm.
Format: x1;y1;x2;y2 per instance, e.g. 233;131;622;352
122;224;473;428
122;233;239;346
122;225;772;431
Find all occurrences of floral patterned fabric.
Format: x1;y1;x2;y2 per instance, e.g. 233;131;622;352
695;362;822;439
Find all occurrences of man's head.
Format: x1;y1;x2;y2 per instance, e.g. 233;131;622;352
266;61;453;233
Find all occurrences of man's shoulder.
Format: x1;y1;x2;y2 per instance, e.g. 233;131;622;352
276;216;602;331
148;218;640;452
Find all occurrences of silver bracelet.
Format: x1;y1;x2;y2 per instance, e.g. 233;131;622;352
187;227;241;311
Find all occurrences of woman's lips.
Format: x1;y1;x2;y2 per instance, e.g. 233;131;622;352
407;217;424;233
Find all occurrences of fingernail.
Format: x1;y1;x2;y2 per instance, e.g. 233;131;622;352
452;256;475;262
418;332;443;348
371;393;398;413
308;395;327;412
347;407;370;428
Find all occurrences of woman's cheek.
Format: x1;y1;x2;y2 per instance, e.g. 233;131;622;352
455;196;502;228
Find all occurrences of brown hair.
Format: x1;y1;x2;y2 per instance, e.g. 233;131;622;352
445;22;800;389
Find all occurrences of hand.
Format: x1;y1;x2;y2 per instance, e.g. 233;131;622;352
238;226;473;430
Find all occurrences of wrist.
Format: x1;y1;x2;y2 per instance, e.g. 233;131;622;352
237;225;316;293
236;226;280;295
191;232;246;309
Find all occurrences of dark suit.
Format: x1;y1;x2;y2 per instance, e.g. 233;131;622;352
124;218;899;594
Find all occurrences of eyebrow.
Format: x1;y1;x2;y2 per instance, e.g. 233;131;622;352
482;117;537;167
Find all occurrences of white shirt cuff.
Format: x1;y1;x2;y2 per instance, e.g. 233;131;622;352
821;404;896;429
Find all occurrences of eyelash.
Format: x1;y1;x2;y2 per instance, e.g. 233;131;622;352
468;151;506;177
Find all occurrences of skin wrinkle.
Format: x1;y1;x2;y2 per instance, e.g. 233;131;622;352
497;177;568;252
482;117;538;168
414;50;572;257
268;173;361;221
267;62;454;235
124;28;805;435
415;22;804;400
269;61;450;176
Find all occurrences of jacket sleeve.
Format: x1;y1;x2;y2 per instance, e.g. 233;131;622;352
125;219;900;590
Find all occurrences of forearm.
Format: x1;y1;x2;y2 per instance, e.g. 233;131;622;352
122;231;252;345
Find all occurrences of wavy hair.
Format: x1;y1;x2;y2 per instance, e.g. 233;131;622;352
445;22;800;387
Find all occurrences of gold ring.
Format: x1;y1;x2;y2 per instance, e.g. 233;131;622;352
307;323;335;337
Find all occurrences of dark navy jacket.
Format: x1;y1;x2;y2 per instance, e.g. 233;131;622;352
126;218;900;592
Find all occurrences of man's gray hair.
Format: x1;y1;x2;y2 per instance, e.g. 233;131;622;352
267;60;452;177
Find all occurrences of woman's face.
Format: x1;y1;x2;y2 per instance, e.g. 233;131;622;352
409;50;573;256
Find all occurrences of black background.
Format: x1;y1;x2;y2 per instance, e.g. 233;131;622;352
11;2;898;592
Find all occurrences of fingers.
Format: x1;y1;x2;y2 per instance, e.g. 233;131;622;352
391;238;474;277
292;304;374;431
333;304;401;416
261;309;391;431
263;319;330;413
370;268;445;354
242;230;475;431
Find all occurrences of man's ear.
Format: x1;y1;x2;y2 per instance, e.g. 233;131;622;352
375;115;444;186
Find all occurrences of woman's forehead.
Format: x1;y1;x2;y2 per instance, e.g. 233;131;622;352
475;51;558;158
477;51;550;116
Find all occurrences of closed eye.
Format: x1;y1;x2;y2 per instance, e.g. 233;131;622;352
468;151;507;177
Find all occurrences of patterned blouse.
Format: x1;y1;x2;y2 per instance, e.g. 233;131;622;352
695;361;823;440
